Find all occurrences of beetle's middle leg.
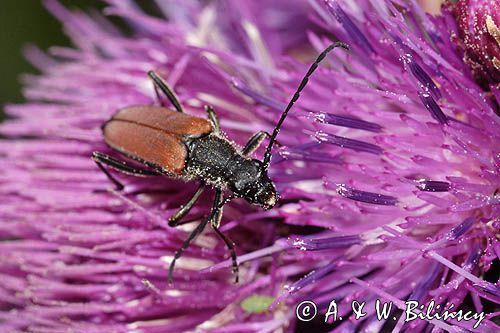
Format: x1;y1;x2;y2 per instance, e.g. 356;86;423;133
168;184;205;227
92;152;159;191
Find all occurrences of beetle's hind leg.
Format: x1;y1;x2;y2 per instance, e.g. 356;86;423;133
204;105;220;134
148;71;184;113
168;184;205;227
153;84;165;108
92;152;159;191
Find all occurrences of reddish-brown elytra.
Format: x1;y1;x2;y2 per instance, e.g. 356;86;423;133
103;106;212;174
92;42;349;284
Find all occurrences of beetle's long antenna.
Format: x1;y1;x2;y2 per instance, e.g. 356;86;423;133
262;42;349;170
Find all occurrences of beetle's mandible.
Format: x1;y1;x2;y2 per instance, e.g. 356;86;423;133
92;41;349;284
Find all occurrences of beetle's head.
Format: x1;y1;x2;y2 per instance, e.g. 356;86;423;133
251;172;278;210
232;160;278;210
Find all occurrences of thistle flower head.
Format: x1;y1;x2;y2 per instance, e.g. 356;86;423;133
0;1;499;332
453;0;500;86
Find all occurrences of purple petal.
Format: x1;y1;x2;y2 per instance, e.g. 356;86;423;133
323;0;375;55
313;131;383;154
447;217;475;240
418;92;448;125
408;59;442;100
417;180;451;192
231;77;286;111
291;235;361;251
313;112;383;132
336;184;398;206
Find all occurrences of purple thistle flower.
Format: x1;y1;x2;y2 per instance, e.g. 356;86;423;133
453;0;500;86
1;0;499;332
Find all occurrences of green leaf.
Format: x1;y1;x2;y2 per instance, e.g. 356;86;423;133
240;295;275;314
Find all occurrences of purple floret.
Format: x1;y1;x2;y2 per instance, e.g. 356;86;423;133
0;0;498;332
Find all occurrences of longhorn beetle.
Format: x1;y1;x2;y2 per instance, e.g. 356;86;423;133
92;41;349;284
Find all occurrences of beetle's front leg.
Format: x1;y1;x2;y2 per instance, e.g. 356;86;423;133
241;131;271;156
210;190;239;283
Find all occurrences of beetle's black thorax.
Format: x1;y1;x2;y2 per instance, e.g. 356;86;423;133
185;133;251;190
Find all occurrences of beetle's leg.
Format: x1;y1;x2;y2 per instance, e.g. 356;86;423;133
212;226;239;283
210;190;239;283
168;184;205;227
153;84;165;107
147;71;184;113
92;152;159;191
241;131;271;156
167;212;210;285
242;131;284;156
168;192;220;285
204;105;220;134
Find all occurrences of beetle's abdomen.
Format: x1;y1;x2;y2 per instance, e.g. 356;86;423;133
185;134;240;187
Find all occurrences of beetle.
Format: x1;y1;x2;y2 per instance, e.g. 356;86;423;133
92;41;349;284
